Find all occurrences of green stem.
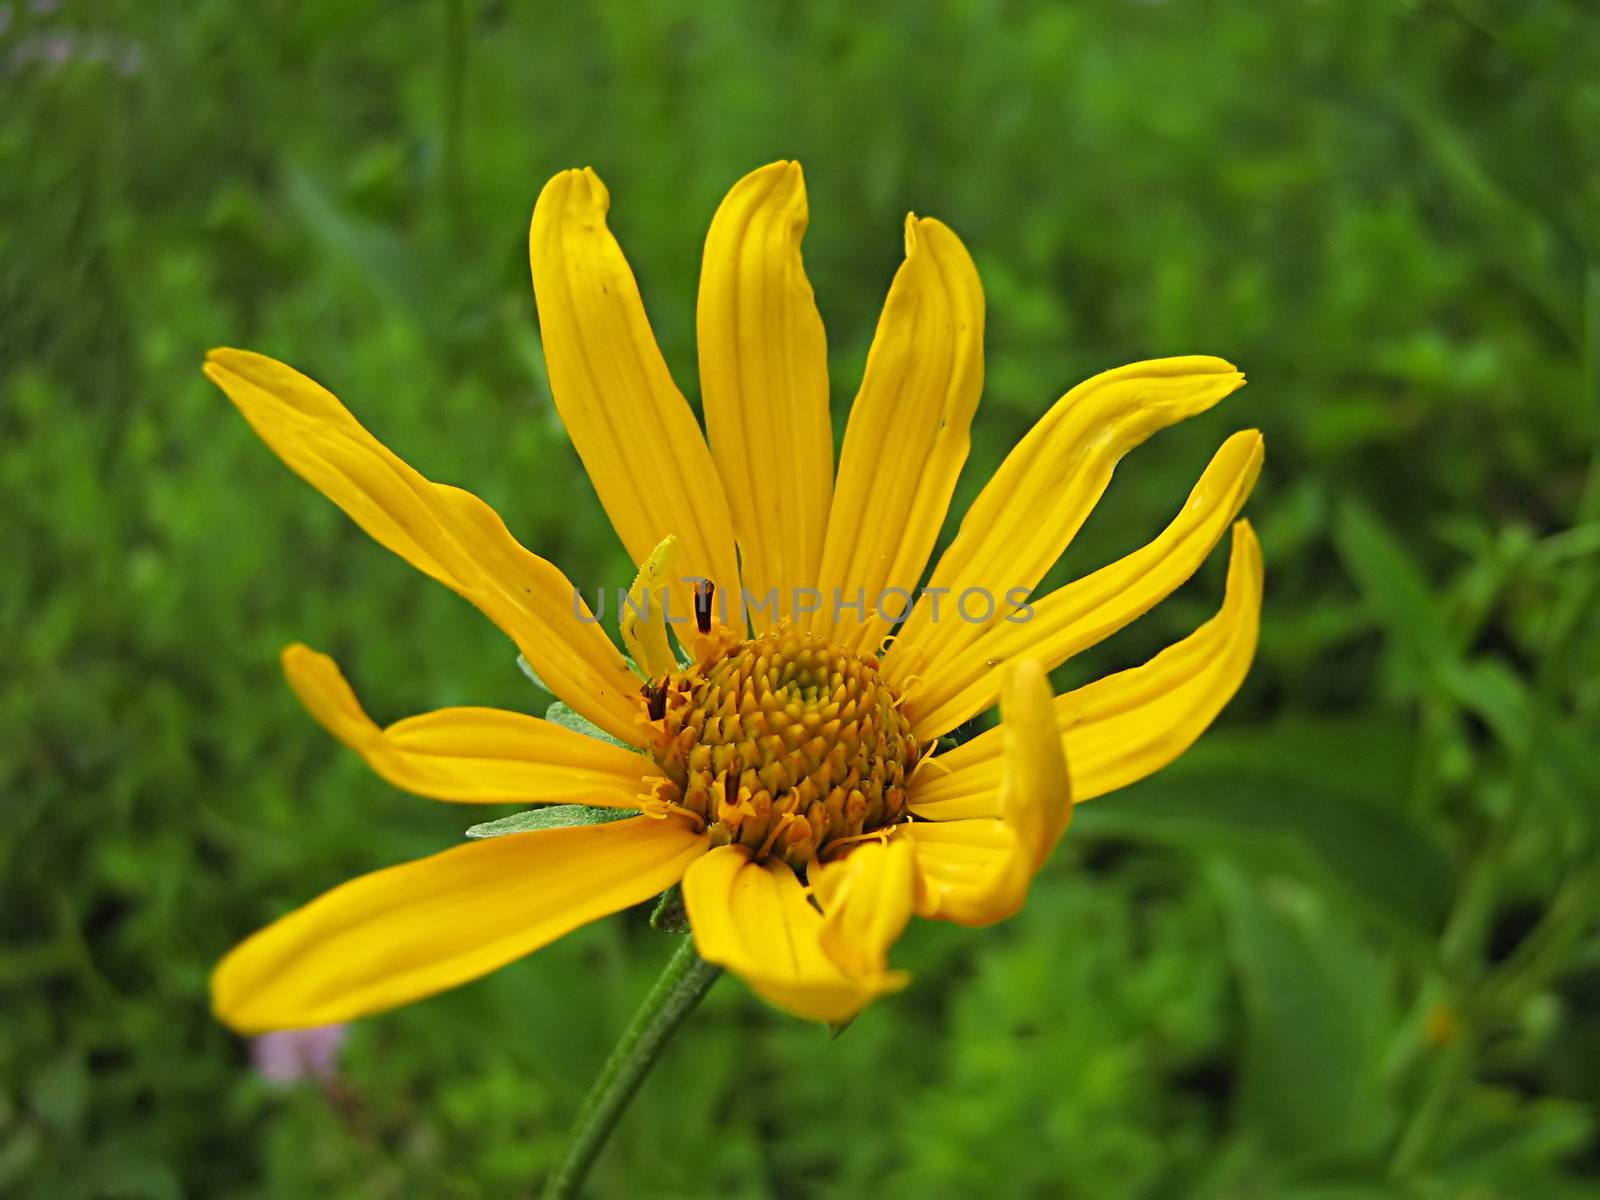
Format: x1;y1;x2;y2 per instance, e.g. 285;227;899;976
1389;1024;1479;1180
1482;860;1600;1013
1391;266;1600;1180
542;938;721;1200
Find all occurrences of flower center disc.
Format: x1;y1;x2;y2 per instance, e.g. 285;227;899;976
643;626;920;870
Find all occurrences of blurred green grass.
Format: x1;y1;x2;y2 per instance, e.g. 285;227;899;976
4;1;1599;1196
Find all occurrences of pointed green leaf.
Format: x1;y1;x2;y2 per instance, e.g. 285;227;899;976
1334;500;1455;685
1070;717;1455;941
1209;861;1392;1156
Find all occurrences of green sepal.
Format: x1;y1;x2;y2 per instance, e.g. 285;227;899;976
516;654;549;692
519;652;637;750
545;700;632;749
649;884;690;933
465;805;635;839
937;715;984;753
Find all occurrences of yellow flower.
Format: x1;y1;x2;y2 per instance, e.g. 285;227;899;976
206;161;1264;1033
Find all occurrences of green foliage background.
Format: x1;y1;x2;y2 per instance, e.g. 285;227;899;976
4;1;1600;1196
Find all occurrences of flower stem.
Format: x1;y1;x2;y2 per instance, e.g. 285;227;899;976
542;937;721;1199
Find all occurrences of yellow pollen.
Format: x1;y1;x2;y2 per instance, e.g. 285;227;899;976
640;623;922;871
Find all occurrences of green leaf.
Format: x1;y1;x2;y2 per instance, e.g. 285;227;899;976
1531;520;1600;571
283;166;430;317
1209;861;1392;1156
545;701;632;749
1441;659;1600;823
465;805;635;839
1070;717;1456;941
1441;657;1530;748
1396;90;1579;347
1333;500;1455;685
1435;1094;1595;1192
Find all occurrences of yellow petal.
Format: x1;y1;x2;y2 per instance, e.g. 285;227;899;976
282;644;650;806
912;522;1264;819
698;162;832;633
681;844;908;1024
886;356;1245;683
212;816;707;1032
903;430;1263;739
620;535;682;678
529;168;740;624
905;659;1070;927
808;215;984;656
203;348;642;745
997;659;1074;871
903;819;1022;927
811;836;915;979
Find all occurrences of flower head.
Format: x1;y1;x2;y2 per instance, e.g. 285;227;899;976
206;161;1263;1032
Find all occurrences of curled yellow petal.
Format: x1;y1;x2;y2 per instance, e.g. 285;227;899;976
212;816;707;1032
620;535;682;678
809;215;984;656
903;430;1263;739
681;844;907;1024
887;356;1246;682
903;659;1069;927
281;644;650;806
203;348;642;745
997;659;1074;872
903;819;1021;927
812;836;915;979
906;658;1071;926
529;168;740;623
912;522;1264;820
698;161;832;634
